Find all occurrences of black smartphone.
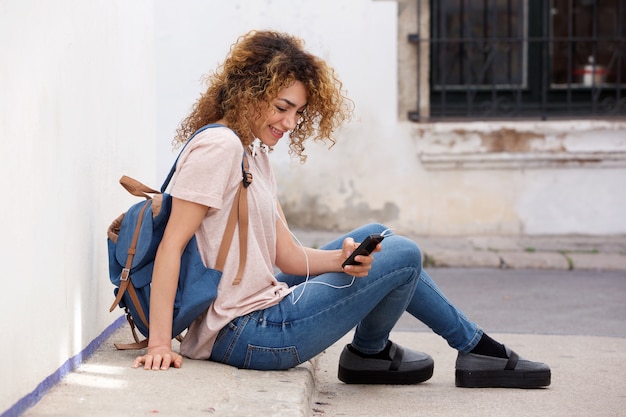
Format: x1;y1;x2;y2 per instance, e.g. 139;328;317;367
341;233;385;268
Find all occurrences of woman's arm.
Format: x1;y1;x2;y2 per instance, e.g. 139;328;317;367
274;201;379;277
133;197;209;370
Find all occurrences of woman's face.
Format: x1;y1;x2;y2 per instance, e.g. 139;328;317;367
250;80;307;147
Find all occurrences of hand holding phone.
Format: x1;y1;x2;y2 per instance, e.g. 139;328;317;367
341;233;385;268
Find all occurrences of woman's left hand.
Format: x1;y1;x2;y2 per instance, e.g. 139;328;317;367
341;237;381;277
133;345;183;370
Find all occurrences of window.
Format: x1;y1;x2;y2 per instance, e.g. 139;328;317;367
408;0;626;120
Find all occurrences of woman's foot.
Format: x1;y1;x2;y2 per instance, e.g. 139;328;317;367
338;341;434;385
455;346;551;388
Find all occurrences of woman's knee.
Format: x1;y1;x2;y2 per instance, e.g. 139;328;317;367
378;235;423;272
398;236;423;269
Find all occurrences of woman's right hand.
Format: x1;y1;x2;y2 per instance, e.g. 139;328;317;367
341;237;381;277
133;345;183;370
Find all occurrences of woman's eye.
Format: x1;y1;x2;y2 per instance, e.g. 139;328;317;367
275;106;286;112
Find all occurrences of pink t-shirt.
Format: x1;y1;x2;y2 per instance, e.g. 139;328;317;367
170;126;292;359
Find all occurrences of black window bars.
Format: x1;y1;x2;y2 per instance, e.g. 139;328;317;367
408;0;626;121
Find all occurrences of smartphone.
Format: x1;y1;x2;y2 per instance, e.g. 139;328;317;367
341;233;385;268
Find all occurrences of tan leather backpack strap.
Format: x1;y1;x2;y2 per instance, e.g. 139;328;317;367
120;175;160;199
214;154;251;284
232;184;249;285
126;282;149;330
109;194;150;348
231;155;252;285
114;339;149;350
214;183;243;272
114;311;149;350
109;199;150;312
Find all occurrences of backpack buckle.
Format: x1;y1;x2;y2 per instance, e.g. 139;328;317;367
121;268;130;281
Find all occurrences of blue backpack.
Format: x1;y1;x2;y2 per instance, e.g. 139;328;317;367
107;124;252;349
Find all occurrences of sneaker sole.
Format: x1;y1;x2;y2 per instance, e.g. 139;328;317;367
455;369;551;388
338;362;434;385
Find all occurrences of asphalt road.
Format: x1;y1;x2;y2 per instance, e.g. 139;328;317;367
395;268;626;338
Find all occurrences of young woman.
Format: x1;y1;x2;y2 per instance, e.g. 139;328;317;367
133;30;550;389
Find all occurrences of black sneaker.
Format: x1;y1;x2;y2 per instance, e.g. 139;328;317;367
338;341;434;385
455;346;551;388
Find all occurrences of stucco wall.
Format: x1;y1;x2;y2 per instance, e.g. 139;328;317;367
0;0;156;412
277;118;626;236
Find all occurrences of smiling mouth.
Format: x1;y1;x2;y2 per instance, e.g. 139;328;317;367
269;126;284;138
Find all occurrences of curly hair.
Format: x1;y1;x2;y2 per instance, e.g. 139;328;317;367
173;30;353;162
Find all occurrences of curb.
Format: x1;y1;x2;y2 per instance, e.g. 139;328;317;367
19;324;318;417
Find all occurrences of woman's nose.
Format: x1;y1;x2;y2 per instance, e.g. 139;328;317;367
282;112;297;130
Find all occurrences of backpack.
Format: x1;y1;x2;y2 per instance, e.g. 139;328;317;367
106;124;252;349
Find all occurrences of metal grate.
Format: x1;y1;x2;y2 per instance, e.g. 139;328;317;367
408;0;626;121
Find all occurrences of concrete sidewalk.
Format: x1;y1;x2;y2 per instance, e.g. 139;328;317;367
16;232;626;417
313;332;626;417
20;327;626;417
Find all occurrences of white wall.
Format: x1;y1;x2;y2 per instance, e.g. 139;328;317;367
153;0;409;232
155;0;399;180
0;0;156;412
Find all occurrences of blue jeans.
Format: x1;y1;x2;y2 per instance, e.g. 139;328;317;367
209;223;483;370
